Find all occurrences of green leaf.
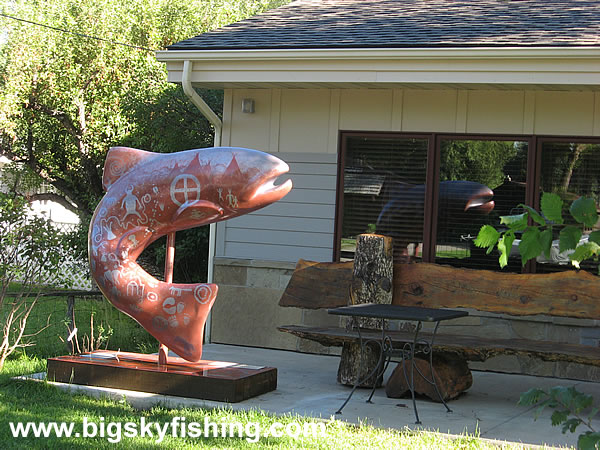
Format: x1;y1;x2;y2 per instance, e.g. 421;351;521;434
498;232;515;268
559;226;582;253
570;388;593;413
540;192;564;224
561;418;582;434
578;432;600;450
534;404;547;420
540;228;553;259
518;228;543;266
519;388;548;406
549;386;570;403
500;213;528;230
550;409;569;427
570;197;599;228
589;230;600;245
474;225;501;250
521;205;547;226
570;242;600;269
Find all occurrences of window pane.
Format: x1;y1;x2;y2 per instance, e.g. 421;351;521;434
537;141;600;274
436;139;529;271
341;136;428;261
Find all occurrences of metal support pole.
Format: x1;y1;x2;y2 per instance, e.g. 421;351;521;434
159;232;176;366
65;295;76;354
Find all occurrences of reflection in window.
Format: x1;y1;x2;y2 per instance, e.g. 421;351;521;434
435;140;528;271
338;133;600;275
341;136;428;260
537;142;600;273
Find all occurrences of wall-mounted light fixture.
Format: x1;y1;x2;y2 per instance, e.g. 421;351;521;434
241;98;255;114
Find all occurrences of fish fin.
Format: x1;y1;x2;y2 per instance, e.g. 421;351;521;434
116;226;152;261
102;147;156;191
173;200;224;223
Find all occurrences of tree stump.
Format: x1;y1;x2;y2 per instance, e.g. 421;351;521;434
337;234;393;387
337;341;383;387
385;354;473;402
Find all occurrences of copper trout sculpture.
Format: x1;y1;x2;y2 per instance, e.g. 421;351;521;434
89;146;292;361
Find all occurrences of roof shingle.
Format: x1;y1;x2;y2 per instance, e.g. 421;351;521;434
168;0;600;50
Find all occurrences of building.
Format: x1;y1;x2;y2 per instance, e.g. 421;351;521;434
157;0;600;380
0;156;80;227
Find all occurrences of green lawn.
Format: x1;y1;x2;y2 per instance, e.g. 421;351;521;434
11;293;157;358
0;293;542;449
0;357;514;449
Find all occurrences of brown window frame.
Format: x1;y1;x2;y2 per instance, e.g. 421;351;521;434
335;131;600;273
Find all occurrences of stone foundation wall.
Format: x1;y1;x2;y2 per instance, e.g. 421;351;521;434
211;258;341;356
212;258;600;381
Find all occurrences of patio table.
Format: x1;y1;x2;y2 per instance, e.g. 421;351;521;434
328;303;468;424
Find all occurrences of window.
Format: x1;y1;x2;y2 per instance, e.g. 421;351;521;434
336;133;600;274
339;135;428;261
435;138;528;271
536;139;600;273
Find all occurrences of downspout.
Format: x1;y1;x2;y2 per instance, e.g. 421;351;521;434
182;60;223;343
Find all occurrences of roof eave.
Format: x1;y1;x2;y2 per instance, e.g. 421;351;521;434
156;46;600;90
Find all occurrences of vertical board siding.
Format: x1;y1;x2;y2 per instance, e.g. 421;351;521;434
218;152;338;262
219;88;600;264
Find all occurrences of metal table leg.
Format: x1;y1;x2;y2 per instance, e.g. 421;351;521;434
366;325;393;404
335;317;387;415
428;321;452;413
401;320;452;423
336;315;454;424
401;321;422;424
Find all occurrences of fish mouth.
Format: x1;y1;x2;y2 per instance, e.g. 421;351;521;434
253;172;293;198
246;163;293;205
465;191;495;214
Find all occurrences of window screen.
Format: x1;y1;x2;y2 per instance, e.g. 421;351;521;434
340;136;428;261
537;141;600;274
435;139;529;271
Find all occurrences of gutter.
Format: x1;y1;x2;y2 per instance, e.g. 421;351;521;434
181;60;223;343
182;60;222;142
157;46;600;62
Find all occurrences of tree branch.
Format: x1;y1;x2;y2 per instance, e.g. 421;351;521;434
2;122;94;217
27;98;103;199
26;101;81;141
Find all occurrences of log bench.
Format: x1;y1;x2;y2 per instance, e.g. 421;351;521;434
278;259;600;400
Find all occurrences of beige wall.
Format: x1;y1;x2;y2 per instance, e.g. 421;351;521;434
222;88;600;151
212;86;600;381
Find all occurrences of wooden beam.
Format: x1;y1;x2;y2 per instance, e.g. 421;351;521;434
278;325;600;367
280;260;600;319
278;259;353;309
395;263;600;319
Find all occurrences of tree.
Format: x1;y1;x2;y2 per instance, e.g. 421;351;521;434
440;140;523;189
519;386;600;450
0;0;288;281
0;0;287;219
475;193;600;449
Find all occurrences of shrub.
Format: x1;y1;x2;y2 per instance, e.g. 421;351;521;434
0;193;68;370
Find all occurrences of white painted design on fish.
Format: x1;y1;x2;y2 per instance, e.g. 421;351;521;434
89;146;292;361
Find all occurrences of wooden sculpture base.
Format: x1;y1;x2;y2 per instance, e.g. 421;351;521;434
47;350;277;403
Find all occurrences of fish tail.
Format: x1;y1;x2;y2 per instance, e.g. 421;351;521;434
151;283;219;362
